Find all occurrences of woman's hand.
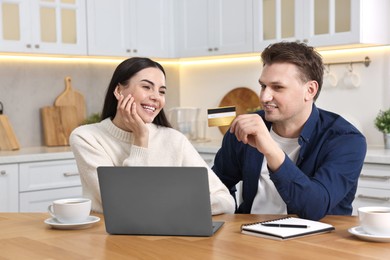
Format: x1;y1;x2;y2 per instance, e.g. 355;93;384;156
114;87;149;147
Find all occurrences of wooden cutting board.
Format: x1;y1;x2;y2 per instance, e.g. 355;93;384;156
0;114;20;151
218;87;261;134
54;76;86;126
41;106;79;146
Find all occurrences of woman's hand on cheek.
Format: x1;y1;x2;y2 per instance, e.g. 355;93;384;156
117;93;149;147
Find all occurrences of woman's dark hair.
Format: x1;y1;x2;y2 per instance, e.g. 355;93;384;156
261;41;324;101
101;57;171;128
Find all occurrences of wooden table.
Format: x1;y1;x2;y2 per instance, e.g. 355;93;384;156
0;213;389;259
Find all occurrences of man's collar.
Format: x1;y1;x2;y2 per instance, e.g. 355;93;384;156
299;103;319;144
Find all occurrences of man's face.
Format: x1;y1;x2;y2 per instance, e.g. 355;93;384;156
258;62;316;131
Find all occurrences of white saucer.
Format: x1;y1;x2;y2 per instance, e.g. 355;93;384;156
44;215;100;230
348;226;390;242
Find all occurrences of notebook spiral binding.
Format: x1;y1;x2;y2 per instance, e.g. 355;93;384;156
241;217;292;228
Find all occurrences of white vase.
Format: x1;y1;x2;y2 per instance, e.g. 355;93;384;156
384;133;390;150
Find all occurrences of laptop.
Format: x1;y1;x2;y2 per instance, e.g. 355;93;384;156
97;166;224;237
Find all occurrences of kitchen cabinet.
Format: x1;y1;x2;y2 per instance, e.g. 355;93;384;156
0;147;83;213
177;0;253;57
253;0;390;51
352;163;390;215
0;164;19;212
86;0;174;58
0;0;87;55
18;159;82;212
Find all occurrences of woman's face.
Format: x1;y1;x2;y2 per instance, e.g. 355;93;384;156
119;67;166;123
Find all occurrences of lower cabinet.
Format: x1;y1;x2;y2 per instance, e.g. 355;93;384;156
18;159;82;212
20;186;82;212
352;163;390;215
0;164;19;212
0;158;82;212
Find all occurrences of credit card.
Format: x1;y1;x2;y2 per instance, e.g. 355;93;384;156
207;106;236;127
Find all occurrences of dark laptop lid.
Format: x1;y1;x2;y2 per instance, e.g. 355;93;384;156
97;166;223;237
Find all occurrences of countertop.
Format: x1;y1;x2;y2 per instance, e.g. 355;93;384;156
363;147;390;164
0;146;74;164
0;143;389;165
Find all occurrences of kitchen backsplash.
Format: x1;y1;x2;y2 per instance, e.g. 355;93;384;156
0;58;180;147
1;47;389;148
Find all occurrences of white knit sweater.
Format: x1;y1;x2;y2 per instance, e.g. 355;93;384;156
69;118;235;215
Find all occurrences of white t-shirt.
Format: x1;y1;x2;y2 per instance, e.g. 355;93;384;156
250;128;300;214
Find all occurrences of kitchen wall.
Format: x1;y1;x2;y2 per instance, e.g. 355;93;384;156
1;46;389;149
0;58;180;147
179;46;390;148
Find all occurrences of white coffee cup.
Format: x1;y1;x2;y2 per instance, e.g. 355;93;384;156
48;198;91;223
343;71;360;88
358;206;390;236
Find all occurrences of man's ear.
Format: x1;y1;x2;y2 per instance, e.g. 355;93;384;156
305;81;318;101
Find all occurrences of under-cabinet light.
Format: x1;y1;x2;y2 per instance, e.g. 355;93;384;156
0;45;389;65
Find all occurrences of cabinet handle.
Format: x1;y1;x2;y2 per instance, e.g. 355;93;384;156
133;49;137;53
35;44;40;49
63;172;80;177
303;39;308;43
26;44;31;48
360;174;390;180
213;47;218;51
357;194;390;202
208;48;213;52
126;49;131;53
0;170;6;176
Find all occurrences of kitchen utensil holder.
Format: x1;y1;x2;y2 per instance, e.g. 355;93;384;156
324;56;371;67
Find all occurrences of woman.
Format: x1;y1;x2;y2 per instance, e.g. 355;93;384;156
70;57;234;215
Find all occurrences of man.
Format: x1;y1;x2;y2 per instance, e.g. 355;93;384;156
212;41;367;220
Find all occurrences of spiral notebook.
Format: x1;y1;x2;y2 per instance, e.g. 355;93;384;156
241;217;335;241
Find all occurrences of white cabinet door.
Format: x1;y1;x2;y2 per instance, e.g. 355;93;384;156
0;164;19;212
352;163;390;215
254;0;390;52
18;159;83;212
352;187;390;216
177;0;253;57
0;0;30;52
19;186;83;212
0;0;87;55
19;159;81;192
303;0;390;48
86;0;131;56
86;0;173;58
253;0;302;51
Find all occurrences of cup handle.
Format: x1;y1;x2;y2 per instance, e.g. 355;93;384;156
48;205;56;219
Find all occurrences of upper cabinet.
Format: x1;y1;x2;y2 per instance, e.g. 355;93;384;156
0;0;87;55
86;0;174;58
254;0;390;51
176;0;253;57
1;0;389;58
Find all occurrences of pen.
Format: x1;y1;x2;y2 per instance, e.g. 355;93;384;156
261;223;308;228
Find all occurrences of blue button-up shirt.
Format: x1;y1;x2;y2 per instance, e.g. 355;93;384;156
212;104;367;220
